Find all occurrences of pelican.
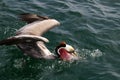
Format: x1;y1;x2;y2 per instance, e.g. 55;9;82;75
0;13;79;61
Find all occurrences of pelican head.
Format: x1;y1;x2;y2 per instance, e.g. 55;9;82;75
55;42;79;61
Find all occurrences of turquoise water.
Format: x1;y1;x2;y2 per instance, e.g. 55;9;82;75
0;0;120;80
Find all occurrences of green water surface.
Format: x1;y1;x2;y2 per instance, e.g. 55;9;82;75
0;0;120;80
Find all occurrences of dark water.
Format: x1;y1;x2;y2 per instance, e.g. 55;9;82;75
0;0;120;80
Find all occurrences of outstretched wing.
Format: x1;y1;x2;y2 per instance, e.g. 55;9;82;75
0;35;49;45
0;13;59;59
0;13;60;45
16;13;60;36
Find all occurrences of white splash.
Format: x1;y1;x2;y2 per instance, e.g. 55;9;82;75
90;49;103;58
76;48;103;60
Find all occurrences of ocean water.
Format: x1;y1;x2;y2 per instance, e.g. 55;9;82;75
0;0;120;80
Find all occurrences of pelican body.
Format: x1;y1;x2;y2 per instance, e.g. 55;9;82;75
0;13;79;61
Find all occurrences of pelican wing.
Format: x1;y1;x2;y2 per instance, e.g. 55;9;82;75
0;35;49;45
0;13;59;59
16;19;60;36
19;13;49;23
16;13;60;36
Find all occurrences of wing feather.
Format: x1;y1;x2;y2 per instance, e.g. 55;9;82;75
0;35;49;45
19;13;49;23
16;19;60;36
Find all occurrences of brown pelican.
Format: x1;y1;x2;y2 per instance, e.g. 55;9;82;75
0;13;79;61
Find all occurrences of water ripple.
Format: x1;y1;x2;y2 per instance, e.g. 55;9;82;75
0;0;120;80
